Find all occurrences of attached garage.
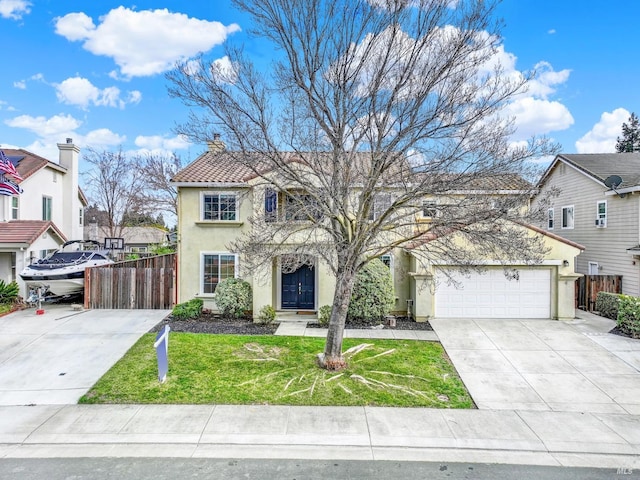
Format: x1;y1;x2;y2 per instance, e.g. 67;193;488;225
434;267;551;319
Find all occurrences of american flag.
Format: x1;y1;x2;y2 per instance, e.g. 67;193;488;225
0;174;23;196
0;149;23;181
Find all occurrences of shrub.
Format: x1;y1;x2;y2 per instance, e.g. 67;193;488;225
347;258;395;321
617;294;640;339
318;305;331;327
596;291;622;320
214;278;252;318
171;297;203;320
0;280;19;304
257;304;276;324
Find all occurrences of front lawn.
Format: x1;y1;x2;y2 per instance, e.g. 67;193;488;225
80;333;473;408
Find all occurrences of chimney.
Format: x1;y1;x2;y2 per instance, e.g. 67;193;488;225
207;133;226;153
57;139;81;241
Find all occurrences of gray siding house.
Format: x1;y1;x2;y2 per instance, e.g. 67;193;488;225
534;153;640;296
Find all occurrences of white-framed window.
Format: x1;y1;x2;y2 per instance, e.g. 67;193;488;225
201;252;238;294
264;188;278;222
79;207;84;226
596;200;607;227
11;196;18;220
201;192;237;221
42;196;52;221
368;193;392;221
588;262;599;275
52;171;57;183
561;205;574;229
380;253;395;285
422;201;438;219
284;191;321;221
129;246;148;253
547;208;554;230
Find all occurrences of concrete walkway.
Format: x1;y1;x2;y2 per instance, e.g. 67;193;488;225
0;305;169;406
274;321;439;341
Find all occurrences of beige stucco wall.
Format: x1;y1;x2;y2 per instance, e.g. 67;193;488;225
409;226;583;321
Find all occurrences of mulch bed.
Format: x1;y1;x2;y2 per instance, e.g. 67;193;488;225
151;313;432;335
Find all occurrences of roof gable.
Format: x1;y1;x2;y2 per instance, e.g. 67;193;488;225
538;153;640;190
0;220;67;246
1;148;67;181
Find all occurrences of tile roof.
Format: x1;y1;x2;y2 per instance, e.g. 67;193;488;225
552;153;640;188
173;150;531;191
0;220;66;246
1;148;66;182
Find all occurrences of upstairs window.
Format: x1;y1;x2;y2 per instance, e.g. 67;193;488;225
284;191;322;221
79;207;84;226
422;201;438;219
561;205;574;229
42;196;52;221
596;200;607;227
368;193;392;221
264;188;278;223
202;193;237;221
547;208;554;230
11;196;18;220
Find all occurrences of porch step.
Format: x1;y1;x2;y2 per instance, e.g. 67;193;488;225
276;310;317;323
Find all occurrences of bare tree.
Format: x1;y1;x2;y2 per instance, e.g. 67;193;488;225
138;152;186;222
167;0;557;369
82;148;148;239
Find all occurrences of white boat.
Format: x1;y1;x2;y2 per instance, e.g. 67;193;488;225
19;240;113;297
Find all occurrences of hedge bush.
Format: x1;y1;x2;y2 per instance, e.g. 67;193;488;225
347;258;395;321
213;278;252;318
617;294;640;339
318;305;331;327
595;291;622;320
171;297;203;320
257;304;276;324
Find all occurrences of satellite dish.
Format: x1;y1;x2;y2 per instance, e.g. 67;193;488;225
604;175;623;190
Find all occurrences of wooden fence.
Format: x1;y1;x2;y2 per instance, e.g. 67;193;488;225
84;254;176;309
575;275;622;311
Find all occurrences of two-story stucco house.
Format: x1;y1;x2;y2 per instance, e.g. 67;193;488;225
0;140;86;296
172;142;583;321
534;152;640;297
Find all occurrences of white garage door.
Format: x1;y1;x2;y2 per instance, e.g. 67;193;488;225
434;268;551;319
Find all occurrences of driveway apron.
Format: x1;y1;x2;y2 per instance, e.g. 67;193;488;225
0;305;167;406
430;317;640;414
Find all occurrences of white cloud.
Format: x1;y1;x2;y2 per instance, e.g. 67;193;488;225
55;76;142;109
13;80;26;89
0;0;31;19
211;56;238;84
526;61;571;99
134;134;191;151
575;108;629;153
55;7;241;77
5;113;125;159
504;97;574;141
548;29;556;35
6;113;82;136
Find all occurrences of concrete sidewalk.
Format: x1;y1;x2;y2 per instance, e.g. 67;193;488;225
0;404;638;469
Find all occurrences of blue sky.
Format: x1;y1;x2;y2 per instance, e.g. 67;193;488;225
0;0;638;167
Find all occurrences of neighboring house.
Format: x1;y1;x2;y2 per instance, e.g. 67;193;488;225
171;143;582;321
534;152;640;296
84;224;168;254
0;140;86;296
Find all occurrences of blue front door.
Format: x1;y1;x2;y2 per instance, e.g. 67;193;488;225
282;264;315;309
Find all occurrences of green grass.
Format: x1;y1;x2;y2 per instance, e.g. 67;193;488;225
0;303;15;316
80;334;473;408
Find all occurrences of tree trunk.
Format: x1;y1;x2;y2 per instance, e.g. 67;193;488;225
317;269;356;370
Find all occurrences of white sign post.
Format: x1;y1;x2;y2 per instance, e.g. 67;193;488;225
154;325;170;383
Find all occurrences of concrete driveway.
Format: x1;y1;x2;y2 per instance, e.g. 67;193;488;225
0;305;168;406
431;313;640;414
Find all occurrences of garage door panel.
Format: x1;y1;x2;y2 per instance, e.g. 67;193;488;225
435;268;551;319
